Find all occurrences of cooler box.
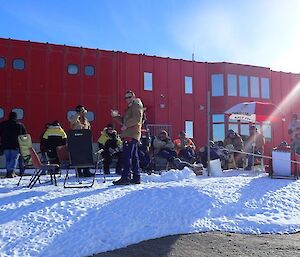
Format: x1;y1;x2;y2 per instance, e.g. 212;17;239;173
271;145;298;179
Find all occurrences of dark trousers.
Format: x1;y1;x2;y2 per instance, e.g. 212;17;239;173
103;151;122;173
158;148;177;161
122;139;140;181
179;148;195;162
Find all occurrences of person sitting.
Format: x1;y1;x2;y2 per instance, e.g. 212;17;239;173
98;123;122;175
223;129;244;168
199;141;222;168
244;125;265;170
42;120;67;165
153;130;203;175
173;131;196;163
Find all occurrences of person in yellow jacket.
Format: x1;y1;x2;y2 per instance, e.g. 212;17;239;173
98;124;122;175
42;120;67;164
173;131;196;163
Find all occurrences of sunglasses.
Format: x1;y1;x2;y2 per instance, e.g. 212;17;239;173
125;95;132;99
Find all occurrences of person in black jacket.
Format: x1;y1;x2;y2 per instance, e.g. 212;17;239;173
0;111;27;178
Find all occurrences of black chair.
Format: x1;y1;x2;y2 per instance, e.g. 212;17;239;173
64;130;103;188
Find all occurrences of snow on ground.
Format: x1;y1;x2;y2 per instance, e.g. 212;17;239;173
0;168;300;257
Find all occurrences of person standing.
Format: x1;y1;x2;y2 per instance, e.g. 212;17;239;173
0;111;26;178
288;114;300;143
68;104;93;177
68;104;91;130
111;90;144;185
244;125;265;170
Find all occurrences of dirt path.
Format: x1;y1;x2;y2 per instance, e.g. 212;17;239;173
92;232;300;257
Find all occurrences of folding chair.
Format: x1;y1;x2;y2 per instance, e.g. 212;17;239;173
28;147;59;189
17;134;33;186
64;130;102;188
56;145;70;171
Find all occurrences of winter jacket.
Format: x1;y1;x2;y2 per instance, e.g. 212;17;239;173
173;138;196;155
153;137;175;155
68;113;91;130
42;125;67;159
98;128;122;150
113;98;144;141
224;134;244;151
0;118;27;150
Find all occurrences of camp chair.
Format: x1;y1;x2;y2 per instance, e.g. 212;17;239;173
28;147;59;189
56;145;70;171
17;134;33;186
64;129;103;188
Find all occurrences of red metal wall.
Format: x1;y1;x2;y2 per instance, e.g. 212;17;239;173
1;38;300;154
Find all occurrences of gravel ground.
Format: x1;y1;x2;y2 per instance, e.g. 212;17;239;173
92;231;300;257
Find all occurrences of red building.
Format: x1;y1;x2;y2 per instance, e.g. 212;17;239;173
1;38;300;155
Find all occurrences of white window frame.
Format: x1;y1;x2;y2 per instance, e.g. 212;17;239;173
185;120;194;138
184;76;193;94
144;72;153;91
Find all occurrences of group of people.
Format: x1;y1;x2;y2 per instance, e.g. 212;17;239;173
1;89;300;183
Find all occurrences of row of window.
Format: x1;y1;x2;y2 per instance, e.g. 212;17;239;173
0;57;25;70
0;108;95;122
145;72;271;99
180;116;272;143
212;74;270;99
0;56;96;76
144;72;194;94
1;56;270;99
212;114;272;142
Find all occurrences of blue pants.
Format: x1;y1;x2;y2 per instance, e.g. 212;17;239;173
122;139;140;181
4;149;20;172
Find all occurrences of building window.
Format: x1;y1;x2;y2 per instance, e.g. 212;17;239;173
184;76;193;94
0;57;5;68
239;75;248;97
240;124;250;136
12;108;24;120
68;64;79;75
212;74;224;96
262;121;272;139
228;118;238;134
185;120;193;138
250;76;259;98
67;110;95;122
144;72;153;91
86;111;95;122
0;108;4;119
227;74;237;96
84;65;95;76
212;114;225;141
13;59;25;70
261;78;270;99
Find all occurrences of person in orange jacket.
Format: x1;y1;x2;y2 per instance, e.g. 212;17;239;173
173;131;196;163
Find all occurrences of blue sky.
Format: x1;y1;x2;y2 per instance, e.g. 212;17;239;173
1;0;300;73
